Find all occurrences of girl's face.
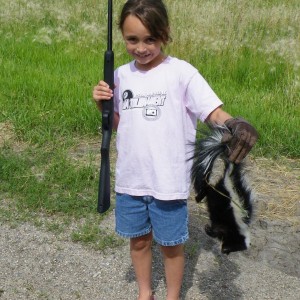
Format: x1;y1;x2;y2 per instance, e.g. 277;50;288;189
122;15;165;71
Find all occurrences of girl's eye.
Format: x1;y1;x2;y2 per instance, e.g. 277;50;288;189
125;36;157;45
145;37;156;44
126;37;138;44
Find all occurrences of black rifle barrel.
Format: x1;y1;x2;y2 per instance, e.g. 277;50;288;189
97;0;114;213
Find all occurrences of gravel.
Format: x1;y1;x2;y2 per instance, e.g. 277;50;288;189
1;201;300;300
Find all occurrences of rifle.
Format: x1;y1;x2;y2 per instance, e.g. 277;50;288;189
97;0;114;213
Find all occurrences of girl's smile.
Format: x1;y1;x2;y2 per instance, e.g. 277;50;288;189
122;15;166;71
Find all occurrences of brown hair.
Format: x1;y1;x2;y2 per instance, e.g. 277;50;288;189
119;0;171;45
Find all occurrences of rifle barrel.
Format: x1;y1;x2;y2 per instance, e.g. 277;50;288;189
97;0;114;214
107;0;113;51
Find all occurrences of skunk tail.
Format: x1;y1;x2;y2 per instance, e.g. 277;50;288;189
191;126;228;202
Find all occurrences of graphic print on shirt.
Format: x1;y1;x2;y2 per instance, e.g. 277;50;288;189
122;90;167;121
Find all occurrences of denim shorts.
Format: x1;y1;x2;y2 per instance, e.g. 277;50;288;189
115;193;189;246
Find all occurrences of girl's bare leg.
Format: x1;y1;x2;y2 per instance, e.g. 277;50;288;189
130;232;153;300
161;244;185;300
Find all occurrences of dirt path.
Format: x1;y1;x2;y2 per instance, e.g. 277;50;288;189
0;204;299;300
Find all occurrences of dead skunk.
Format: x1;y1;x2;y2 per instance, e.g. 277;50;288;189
191;126;254;254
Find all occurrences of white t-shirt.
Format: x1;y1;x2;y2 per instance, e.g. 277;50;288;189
113;56;222;200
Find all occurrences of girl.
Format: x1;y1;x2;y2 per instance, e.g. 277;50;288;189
93;1;257;299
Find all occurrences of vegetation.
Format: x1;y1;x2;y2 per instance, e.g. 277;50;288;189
0;0;299;247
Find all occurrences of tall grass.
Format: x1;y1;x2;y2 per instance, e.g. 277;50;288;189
0;0;299;156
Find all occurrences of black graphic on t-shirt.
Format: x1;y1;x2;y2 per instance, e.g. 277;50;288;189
122;90;167;121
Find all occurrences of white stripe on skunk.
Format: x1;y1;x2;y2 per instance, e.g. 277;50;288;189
191;126;254;254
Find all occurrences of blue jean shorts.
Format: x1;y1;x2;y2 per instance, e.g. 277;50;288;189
115;193;189;246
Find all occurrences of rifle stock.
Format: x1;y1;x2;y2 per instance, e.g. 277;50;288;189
97;0;114;213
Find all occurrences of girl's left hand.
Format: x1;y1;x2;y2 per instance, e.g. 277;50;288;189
222;117;258;164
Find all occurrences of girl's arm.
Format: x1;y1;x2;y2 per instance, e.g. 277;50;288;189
93;80;120;130
205;106;232;125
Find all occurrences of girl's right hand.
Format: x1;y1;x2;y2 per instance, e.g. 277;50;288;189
93;80;114;102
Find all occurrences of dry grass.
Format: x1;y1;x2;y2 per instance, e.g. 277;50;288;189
1;0;299;68
166;0;300;69
248;157;300;224
0;122;15;147
0;121;28;152
69;137;300;224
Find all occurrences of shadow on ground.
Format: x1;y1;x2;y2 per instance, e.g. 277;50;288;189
124;206;244;299
124;199;300;299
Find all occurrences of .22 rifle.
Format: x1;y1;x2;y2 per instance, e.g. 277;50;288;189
97;0;114;213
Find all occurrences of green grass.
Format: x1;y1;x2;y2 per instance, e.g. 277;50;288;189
0;141;122;249
71;221;123;251
0;38;99;143
1;0;299;155
0;0;299;248
0;147;94;214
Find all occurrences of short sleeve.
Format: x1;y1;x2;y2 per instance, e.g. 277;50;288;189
184;71;223;122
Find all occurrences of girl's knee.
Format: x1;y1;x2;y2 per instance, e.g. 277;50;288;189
160;244;184;258
130;232;153;251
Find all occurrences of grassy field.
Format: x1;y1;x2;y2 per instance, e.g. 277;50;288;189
0;0;299;247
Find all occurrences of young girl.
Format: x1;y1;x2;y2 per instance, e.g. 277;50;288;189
93;1;257;299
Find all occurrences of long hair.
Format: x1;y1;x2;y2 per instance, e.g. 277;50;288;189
191;126;254;254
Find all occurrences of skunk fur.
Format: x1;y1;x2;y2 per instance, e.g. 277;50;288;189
191;126;254;254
